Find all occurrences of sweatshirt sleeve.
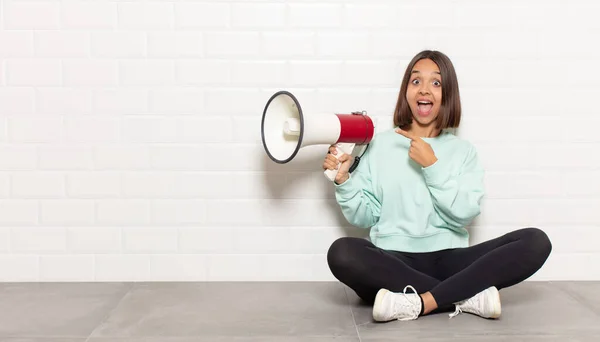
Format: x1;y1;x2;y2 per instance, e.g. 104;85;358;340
421;145;484;231
333;145;381;229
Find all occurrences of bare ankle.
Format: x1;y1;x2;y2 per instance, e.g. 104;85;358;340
420;292;439;315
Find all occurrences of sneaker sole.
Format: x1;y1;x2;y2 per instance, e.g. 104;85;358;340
372;288;390;322
487;286;501;319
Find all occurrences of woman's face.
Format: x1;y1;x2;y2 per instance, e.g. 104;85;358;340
406;58;443;126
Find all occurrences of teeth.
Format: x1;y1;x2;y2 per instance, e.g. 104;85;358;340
418;101;432;104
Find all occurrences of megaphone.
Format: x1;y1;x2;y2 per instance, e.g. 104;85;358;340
261;90;375;182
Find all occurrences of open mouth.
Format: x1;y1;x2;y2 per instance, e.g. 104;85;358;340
417;100;433;115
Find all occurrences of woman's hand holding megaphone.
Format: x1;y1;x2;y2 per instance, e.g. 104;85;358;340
323;145;354;185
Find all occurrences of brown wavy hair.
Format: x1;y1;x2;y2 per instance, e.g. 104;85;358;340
393;50;461;130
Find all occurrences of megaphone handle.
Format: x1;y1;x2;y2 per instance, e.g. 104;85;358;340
324;142;355;182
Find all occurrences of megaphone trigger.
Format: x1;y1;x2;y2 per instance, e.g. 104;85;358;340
323;142;355;182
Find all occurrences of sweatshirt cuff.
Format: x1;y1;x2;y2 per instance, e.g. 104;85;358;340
421;159;450;186
334;173;355;195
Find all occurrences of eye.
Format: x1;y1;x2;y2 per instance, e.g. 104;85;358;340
433;80;441;87
411;79;420;85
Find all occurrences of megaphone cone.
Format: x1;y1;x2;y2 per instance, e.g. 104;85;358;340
261;90;375;181
261;90;304;164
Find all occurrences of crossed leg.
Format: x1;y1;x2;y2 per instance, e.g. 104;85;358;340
426;227;552;310
326;236;441;305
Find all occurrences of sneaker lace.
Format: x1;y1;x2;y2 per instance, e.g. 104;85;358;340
394;285;421;321
449;306;462;319
449;293;482;319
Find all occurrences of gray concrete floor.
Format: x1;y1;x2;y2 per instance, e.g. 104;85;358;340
0;281;598;341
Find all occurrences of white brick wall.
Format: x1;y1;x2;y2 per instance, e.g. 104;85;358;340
0;0;598;282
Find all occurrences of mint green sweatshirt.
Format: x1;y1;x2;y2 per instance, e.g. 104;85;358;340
334;128;485;253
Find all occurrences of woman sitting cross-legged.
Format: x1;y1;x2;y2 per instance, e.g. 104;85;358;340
323;50;552;321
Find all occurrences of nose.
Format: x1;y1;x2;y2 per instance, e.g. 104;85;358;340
419;84;430;95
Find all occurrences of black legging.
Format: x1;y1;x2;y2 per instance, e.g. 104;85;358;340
327;227;552;312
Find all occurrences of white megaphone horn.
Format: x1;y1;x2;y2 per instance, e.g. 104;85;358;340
261;90;375;182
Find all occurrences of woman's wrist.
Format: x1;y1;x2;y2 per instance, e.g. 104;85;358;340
334;173;350;185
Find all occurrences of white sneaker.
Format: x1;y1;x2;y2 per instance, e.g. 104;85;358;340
372;285;422;322
449;286;501;319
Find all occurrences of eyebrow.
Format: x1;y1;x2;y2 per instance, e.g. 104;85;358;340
411;70;441;75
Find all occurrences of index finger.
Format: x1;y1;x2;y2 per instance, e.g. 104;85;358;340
395;128;417;140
